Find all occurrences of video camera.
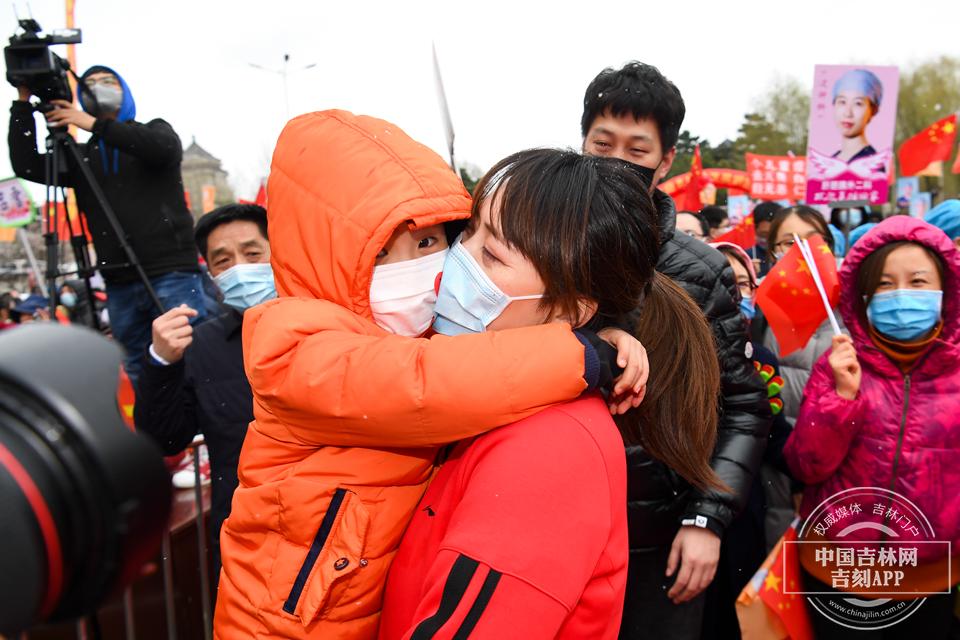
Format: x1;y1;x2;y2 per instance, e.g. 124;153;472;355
4;18;81;107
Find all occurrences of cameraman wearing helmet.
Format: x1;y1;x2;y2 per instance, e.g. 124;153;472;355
8;65;207;385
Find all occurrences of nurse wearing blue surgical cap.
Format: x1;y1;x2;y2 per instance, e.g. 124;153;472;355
924;199;960;249
832;69;883;163
847;222;877;248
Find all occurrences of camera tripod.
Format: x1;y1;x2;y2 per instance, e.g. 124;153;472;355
41;123;163;328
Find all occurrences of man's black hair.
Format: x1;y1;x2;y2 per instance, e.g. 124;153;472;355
194;203;268;259
752;201;782;226
700;205;728;230
581;61;686;151
678;211;711;238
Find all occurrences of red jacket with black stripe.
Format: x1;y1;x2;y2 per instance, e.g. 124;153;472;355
379;395;628;639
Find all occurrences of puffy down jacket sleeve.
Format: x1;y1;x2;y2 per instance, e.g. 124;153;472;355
243;297;589;448
783;351;865;485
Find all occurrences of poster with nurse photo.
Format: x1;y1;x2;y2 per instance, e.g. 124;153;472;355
805;64;899;206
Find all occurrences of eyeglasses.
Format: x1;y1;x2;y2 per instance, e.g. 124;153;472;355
773;233;830;255
682;229;706;241
737;282;756;298
84;76;120;89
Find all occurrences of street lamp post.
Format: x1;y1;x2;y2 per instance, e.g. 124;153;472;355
248;53;317;118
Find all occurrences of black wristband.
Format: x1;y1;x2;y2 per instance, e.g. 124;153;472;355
574;329;624;394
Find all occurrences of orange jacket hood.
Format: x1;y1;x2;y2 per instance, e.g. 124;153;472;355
266;109;472;318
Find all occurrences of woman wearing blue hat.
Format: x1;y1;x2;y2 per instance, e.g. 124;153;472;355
924;199;960;250
831;69;884;164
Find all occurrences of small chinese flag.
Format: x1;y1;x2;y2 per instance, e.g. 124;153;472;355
736;523;815;640
254;181;268;207
714;214;757;250
678;145;707;212
952;144;960;175
755;235;839;357
239;181;268;208
898;114;958;177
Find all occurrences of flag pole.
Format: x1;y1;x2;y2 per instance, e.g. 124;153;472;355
794;234;841;336
431;42;458;175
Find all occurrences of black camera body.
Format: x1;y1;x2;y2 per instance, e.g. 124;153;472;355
4;19;81;106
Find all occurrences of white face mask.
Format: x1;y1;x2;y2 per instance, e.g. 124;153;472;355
369;249;448;337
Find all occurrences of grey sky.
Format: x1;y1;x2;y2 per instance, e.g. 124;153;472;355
2;0;959;199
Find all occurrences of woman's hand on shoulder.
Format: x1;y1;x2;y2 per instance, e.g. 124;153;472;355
597;327;648;415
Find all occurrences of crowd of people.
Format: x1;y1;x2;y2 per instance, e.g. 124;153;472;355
3;57;960;639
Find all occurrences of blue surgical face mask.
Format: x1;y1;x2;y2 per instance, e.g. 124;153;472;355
60;292;77;308
739;295;756;320
214;262;277;310
866;289;943;341
433;237;543;335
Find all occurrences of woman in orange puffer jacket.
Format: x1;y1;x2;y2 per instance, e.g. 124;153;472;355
213;111;644;639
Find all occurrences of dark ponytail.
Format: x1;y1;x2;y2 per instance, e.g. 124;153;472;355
615;273;727;492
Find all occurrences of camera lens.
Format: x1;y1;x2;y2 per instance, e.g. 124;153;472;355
0;324;172;635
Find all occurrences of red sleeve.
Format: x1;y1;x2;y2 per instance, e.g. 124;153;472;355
400;551;570;640
402;403;622;637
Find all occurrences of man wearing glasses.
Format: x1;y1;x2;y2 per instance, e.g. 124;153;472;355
10;65;208;385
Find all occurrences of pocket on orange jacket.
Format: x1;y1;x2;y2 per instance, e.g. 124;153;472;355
280;488;371;625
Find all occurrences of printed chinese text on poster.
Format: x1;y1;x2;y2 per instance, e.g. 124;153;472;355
805;65;899;206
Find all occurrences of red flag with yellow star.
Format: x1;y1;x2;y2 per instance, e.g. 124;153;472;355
736;522;815;640
898;114;958;177
677;145;708;212
714;214;757;250
755;234;839;357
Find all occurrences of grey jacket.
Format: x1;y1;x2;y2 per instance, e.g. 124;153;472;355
755;314;847;424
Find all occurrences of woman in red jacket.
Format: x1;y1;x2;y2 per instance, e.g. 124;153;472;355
379;149;725;639
218;112;650;640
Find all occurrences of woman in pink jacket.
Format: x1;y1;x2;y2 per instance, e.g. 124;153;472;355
784;216;960;638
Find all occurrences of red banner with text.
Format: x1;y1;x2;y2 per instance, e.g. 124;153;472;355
746;154;806;201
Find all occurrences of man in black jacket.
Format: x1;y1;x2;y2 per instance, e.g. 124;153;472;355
581;62;772;637
9;65;207;384
134;203;272;584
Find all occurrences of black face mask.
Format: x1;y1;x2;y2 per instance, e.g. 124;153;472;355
621;161;660;193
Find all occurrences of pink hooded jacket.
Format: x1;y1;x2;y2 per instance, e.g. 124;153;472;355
785;216;960;561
